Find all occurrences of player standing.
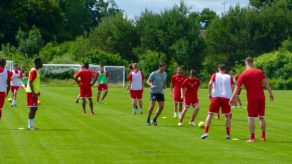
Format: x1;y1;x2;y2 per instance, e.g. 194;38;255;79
146;62;167;126
230;57;273;142
10;64;21;108
170;67;187;118
74;63;97;115
201;64;234;139
230;69;242;108
96;64;109;104
0;58;11;119
178;69;200;126
26;58;43;129
128;63;144;114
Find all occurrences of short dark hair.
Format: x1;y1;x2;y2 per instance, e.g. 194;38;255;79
83;63;89;68
218;64;226;71
128;63;133;70
0;58;6;67
245;57;253;64
159;62;166;67
100;64;104;67
34;58;42;65
190;69;196;76
231;69;236;73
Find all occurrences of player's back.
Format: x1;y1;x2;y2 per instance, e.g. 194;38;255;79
77;69;94;87
240;68;265;99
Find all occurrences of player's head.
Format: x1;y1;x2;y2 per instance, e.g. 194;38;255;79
133;63;138;69
218;64;226;72
245;57;253;67
14;64;18;70
177;67;183;74
159;62;166;71
100;64;104;71
189;69;196;77
21;65;26;71
128;63;133;71
230;69;236;75
83;63;89;69
34;58;43;69
0;58;6;67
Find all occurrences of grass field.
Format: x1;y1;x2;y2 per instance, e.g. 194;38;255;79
0;86;291;163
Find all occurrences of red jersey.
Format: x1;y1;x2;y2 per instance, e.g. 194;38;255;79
237;68;266;100
181;77;200;100
170;74;187;94
75;69;95;88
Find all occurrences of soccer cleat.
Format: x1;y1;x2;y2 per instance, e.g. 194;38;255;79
261;138;266;142
226;134;231;139
146;121;151;126
201;133;208;139
151;120;158;126
178;122;182;127
189;121;196;126
246;139;256;143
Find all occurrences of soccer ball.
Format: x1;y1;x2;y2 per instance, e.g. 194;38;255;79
8;98;12;103
37;100;41;105
198;121;205;128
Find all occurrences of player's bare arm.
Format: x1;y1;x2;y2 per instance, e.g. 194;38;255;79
147;80;155;88
6;81;10;98
229;86;240;106
91;77;98;87
170;82;173;97
208;80;213;100
74;75;80;86
263;79;274;101
181;87;186;100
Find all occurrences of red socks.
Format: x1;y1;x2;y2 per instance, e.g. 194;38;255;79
226;127;230;135
262;131;266;139
190;118;194;122
205;126;209;133
250;133;255;140
0;110;2;119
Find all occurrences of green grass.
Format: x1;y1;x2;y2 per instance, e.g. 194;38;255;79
0;86;291;163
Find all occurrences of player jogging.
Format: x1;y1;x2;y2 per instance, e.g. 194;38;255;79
128;63;144;114
0;58;11;119
178;69;200;126
96;64;109;104
201;64;234;139
230;57;273;142
74;63;97;115
10;64;21;108
26;58;43;130
170;67;187;118
146;62;167;126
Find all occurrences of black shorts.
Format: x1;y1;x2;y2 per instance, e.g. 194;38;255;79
150;93;165;102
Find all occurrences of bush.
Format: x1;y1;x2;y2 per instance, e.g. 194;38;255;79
83;49;127;66
268;78;292;90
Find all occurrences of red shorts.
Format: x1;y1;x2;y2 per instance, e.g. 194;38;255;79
184;97;199;108
11;86;20;92
209;97;231;114
98;84;108;92
247;98;265;118
173;92;183;103
80;87;92;98
0;92;5;109
26;93;38;107
130;90;143;100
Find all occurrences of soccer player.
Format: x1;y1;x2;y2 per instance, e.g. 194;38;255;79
10;64;21;108
20;65;28;88
75;65;84;104
170;67;187;118
128;63;144;114
96;64;109;104
230;69;242;108
0;58;11;119
74;63;97;115
26;58;43;129
178;69;200;126
230;57;273;142
201;64;235;140
146;62;167;126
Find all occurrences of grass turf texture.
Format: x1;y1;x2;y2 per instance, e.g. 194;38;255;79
0;86;291;163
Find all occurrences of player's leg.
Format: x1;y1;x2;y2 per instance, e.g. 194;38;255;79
201;98;219;139
259;117;266;141
225;113;231;139
152;100;164;126
173;102;178;118
222;98;231;139
178;106;189;126
0;92;5;119
82;98;87;114
28;107;38;129
246;99;258;142
97;92;101;103
88;98;94;115
146;100;155;126
138;99;143;114
75;94;80;103
12;87;19;107
247;118;256;142
189;104;199;126
201;113;214;139
132;98;137;114
101;84;108;103
178;102;183;118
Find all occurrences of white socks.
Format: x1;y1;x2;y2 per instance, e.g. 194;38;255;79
28;119;34;128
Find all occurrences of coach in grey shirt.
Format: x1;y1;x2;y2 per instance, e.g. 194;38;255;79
146;62;167;126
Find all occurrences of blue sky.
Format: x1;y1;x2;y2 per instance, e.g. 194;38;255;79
115;0;250;19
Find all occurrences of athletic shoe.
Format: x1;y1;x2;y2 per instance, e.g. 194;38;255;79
226;134;231;140
261;138;266;142
75;100;79;104
201;133;208;139
146;121;151;126
178;122;182;127
246;139;256;143
189;121;196;126
30;126;38;131
151;120;158;126
173;113;177;118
